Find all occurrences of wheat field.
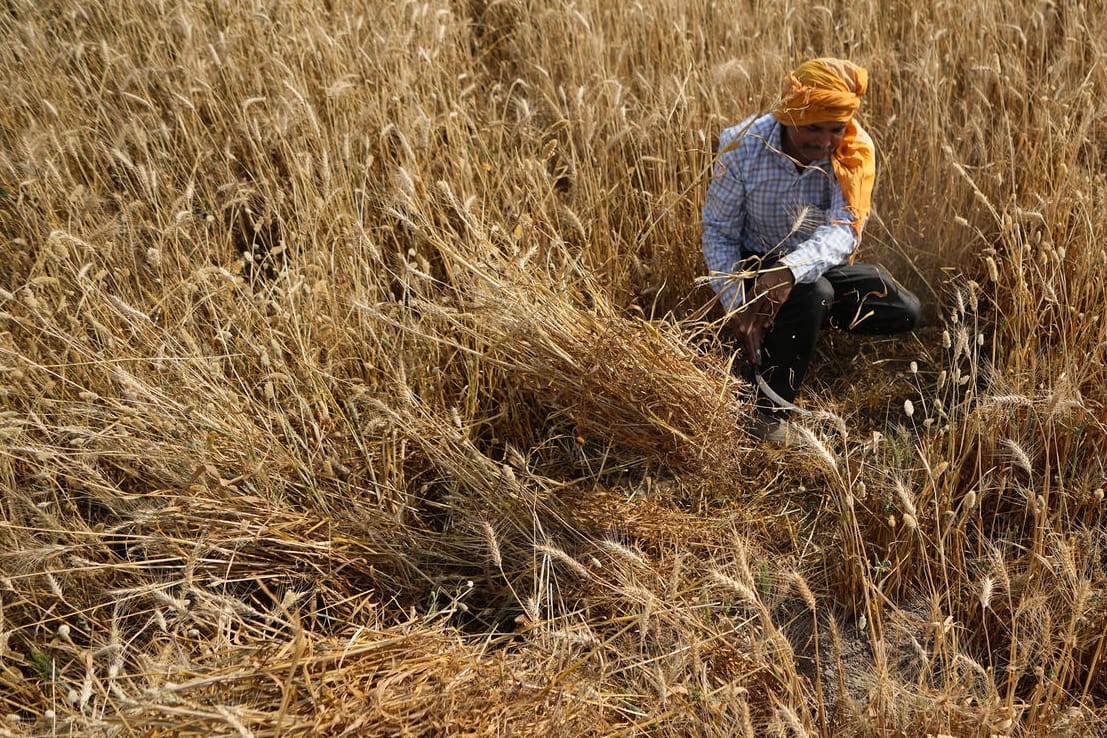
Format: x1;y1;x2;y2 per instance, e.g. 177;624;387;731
1;0;1105;736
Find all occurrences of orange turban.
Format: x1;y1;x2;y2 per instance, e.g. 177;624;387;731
771;58;875;240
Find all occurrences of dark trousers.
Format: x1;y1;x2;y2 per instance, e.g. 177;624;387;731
749;262;921;414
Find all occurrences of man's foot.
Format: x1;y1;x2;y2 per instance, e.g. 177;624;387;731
749;411;801;446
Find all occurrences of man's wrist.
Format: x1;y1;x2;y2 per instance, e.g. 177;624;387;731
772;260;799;283
755;265;796;292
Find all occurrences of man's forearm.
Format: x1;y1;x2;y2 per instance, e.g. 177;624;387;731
780;223;857;283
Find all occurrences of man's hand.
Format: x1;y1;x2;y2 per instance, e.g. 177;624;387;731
752;266;795;316
726;266;796;365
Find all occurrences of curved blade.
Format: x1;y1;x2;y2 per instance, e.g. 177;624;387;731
754;370;812;417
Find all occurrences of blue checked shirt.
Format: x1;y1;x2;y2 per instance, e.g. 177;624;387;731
701;113;863;313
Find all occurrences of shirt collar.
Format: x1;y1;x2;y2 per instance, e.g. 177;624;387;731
767;120;833;173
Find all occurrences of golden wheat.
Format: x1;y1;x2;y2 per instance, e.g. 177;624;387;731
1;0;1106;736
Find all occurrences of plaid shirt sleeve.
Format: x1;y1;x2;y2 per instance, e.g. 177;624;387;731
701;120;755;314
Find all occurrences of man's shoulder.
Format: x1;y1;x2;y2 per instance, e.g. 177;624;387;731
718;113;777;154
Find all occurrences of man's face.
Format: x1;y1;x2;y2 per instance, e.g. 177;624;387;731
782;121;847;164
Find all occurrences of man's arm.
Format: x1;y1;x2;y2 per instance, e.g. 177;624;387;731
779;179;861;283
701;141;750;313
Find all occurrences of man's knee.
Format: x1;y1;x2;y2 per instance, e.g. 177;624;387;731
788;277;834;318
811;277;835;307
899;288;922;330
768;278;832;347
881;273;922;331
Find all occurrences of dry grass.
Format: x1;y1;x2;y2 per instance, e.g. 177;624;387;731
1;0;1107;735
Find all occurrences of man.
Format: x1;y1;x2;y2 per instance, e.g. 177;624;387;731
702;58;920;443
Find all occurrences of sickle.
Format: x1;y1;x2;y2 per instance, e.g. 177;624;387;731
753;367;813;417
